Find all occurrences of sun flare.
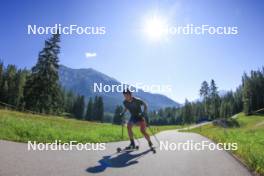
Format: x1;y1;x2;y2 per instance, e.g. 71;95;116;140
143;15;168;41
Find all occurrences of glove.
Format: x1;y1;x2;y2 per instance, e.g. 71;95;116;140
139;112;147;118
119;112;125;117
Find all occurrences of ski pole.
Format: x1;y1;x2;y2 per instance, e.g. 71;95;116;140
121;114;125;139
121;121;124;139
146;114;160;145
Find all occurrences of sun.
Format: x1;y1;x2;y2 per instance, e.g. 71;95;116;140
143;15;168;41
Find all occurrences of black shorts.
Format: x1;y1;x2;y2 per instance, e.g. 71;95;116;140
128;116;144;124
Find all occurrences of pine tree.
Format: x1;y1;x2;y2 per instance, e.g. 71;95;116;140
0;61;4;100
85;97;93;121
199;81;210;118
92;96;99;120
200;81;209;97
24;32;62;114
72;95;85;119
209;79;220;119
97;96;104;122
242;73;252;115
4;65;17;105
113;105;123;124
233;86;243;113
14;69;28;108
182;99;193;124
2;81;8;102
63;90;76;113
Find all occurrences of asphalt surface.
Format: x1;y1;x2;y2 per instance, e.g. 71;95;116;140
0;130;252;176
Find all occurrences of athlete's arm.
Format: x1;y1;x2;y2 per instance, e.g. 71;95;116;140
140;100;149;125
137;98;148;115
142;101;148;114
120;108;128;116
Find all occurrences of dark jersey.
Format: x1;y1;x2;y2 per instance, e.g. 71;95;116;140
123;97;145;117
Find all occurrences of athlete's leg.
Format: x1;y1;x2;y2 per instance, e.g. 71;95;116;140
127;122;134;140
138;119;151;143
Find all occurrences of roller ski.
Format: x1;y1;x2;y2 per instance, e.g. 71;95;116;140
117;142;139;153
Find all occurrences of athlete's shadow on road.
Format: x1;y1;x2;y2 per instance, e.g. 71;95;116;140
86;149;151;173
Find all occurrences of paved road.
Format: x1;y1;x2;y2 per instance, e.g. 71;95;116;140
0;131;251;176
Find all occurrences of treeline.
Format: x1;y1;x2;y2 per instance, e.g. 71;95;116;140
63;91;104;121
0;63;29;108
85;96;104;122
147;68;264;125
146;79;243;125
242;68;264;115
0;33;104;121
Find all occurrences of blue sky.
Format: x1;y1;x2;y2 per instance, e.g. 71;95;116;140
0;0;263;103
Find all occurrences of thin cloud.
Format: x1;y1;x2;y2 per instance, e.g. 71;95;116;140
85;52;97;58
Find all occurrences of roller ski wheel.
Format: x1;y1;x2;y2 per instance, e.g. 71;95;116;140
150;146;156;153
116;145;139;153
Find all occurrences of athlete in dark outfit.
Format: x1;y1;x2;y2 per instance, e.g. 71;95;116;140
121;89;153;148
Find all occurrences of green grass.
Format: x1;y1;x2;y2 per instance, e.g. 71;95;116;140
0;109;181;143
185;113;264;175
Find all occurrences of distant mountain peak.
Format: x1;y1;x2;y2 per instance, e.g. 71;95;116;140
59;65;119;82
59;65;180;112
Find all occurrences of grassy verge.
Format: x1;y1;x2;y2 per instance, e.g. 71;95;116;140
0;109;181;143
184;113;264;175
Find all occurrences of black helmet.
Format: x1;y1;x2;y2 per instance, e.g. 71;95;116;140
123;88;132;95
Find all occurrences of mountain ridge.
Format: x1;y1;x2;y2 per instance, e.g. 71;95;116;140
59;65;180;112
